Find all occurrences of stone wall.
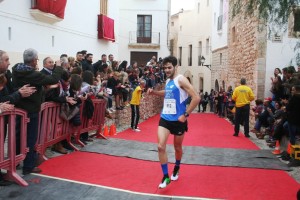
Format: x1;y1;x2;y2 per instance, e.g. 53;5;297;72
212;0;267;100
212;46;229;90
108;84;164;128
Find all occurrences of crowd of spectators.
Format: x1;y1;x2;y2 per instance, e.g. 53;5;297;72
198;65;300;167
0;49;166;186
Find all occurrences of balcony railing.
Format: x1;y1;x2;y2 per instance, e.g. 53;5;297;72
129;31;160;45
217;15;223;31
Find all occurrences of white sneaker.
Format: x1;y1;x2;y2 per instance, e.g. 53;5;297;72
107;109;113;114
158;176;170;189
109;108;115;112
171;166;179;181
133;128;141;132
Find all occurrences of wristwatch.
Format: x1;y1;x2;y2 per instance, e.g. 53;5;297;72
184;112;189;118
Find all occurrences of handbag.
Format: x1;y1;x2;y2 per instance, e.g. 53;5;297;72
60;103;80;121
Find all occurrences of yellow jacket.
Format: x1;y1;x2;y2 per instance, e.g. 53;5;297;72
232;85;255;107
130;86;142;105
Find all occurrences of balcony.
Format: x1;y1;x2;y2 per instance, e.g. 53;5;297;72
217;15;223;31
128;31;160;49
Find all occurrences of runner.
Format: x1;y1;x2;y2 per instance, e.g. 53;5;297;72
147;55;200;188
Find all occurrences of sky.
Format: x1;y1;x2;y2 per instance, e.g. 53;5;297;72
171;0;195;14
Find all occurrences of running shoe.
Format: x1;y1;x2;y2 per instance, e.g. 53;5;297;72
133;128;141;132
158;175;170;189
171;166;180;181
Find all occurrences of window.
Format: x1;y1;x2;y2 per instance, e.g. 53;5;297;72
218;0;223;31
179;47;182;66
170;39;174;56
188;45;192;66
220;53;222;65
100;0;108;15
8;27;11;41
206;38;209;55
217;15;223;30
171;22;174;26
232;27;236;43
180;25;182;31
198;41;202;65
197;3;200;13
137;15;152;43
294;12;300;32
288;6;300;37
207;0;209;6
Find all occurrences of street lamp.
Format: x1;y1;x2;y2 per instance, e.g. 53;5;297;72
200;56;205;66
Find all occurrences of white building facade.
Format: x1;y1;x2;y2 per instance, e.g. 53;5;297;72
118;0;171;65
169;0;212;94
211;0;229;91
0;0;170;68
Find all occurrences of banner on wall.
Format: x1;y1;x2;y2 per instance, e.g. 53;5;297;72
98;14;115;42
32;0;67;19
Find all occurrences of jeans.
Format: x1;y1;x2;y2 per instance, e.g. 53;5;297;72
16;113;39;170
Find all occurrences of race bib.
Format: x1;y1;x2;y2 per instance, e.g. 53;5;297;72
162;99;176;114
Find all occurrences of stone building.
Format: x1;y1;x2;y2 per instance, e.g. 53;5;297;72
211;0;300;99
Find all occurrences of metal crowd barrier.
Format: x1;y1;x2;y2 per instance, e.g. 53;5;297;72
0;109;29;186
71;99;106;147
36;102;77;163
0;99;106;187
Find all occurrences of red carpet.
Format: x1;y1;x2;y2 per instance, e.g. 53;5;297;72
112;113;259;150
40;151;299;200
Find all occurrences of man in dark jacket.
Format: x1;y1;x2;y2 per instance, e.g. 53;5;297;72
0;50;36;104
12;48;64;175
82;53;94;73
0;50;36;186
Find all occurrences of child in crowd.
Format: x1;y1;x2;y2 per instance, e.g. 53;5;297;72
130;80;146;132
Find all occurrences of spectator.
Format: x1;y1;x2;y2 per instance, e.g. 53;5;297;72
130;80;146;132
108;54;114;68
118;60;128;72
12;48;63;175
74;51;83;68
82;53;94;73
60;56;70;72
0;50;36;185
93;54;108;77
232;78;255;137
68;56;76;72
0;75;14;186
107;71;122;110
202;92;209;112
270;75;284;101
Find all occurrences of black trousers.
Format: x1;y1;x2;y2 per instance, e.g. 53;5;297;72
130;104;140;129
234;104;250;135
